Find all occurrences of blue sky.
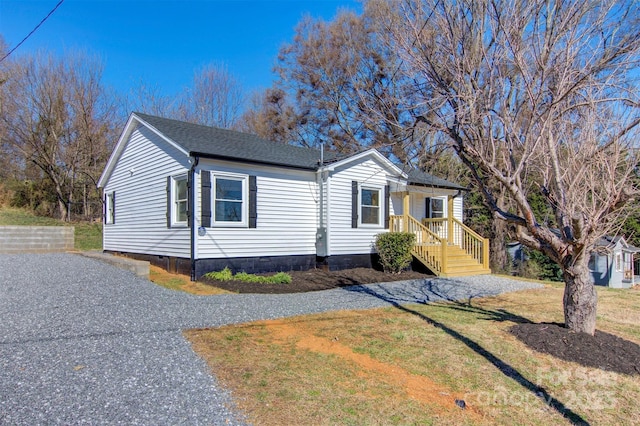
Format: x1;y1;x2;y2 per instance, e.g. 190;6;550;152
0;0;361;97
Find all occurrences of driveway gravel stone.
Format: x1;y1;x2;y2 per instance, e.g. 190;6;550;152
0;253;542;425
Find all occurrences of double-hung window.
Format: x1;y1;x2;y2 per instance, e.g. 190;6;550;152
105;192;115;224
213;174;247;226
426;197;445;219
361;187;381;226
351;181;388;229
173;175;188;226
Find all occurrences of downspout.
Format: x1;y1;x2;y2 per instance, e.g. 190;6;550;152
319;144;324;231
189;155;200;281
316;144;328;258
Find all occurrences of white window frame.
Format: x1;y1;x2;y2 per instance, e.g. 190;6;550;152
360;186;382;227
105;192;115;225
212;173;248;227
427;197;446;219
172;174;189;227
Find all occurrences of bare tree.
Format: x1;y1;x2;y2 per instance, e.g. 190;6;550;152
273;9;435;160
239;88;301;143
0;37;21;182
123;80;179;118
178;63;244;129
374;0;640;334
238;87;316;145
1;52;117;221
126;63;245;130
267;5;513;269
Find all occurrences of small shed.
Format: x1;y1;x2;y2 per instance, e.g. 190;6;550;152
589;236;640;289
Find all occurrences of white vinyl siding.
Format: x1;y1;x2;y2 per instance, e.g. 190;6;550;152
196;160;318;258
454;196;463;222
328;158;394;256
102;125;191;258
102;120;466;264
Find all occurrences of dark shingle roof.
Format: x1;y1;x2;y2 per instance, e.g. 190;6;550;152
135;112;328;170
595;235;640;252
134;113;465;191
406;170;467;191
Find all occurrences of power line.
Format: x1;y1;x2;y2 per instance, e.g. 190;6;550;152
0;0;65;64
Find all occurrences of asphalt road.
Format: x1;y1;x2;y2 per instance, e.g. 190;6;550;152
0;253;541;425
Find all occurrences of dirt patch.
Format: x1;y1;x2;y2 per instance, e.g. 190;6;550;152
261;318;482;418
510;322;640;376
199;267;432;294
149;265;232;295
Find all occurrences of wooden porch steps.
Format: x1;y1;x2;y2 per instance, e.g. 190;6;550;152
390;213;490;278
415;245;491;278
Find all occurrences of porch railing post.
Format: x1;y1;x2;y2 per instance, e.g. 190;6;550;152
483;237;490;270
403;191;410;232
442;239;448;274
447;195;454;245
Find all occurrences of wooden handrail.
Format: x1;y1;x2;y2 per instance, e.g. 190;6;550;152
390;214;490;275
452;218;484;241
451;218;489;270
389;215;445;274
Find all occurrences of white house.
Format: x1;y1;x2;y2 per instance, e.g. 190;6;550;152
98;113;489;280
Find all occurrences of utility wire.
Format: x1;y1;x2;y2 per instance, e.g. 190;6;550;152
0;0;65;64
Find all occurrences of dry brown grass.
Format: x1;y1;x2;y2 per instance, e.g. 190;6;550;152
148;265;233;295
185;284;640;425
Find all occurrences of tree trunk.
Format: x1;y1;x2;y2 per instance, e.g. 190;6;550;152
52;180;68;222
562;261;598;335
57;198;67;222
490;218;509;273
83;183;88;219
490;191;509;273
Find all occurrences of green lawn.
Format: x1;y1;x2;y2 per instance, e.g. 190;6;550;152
187;285;640;425
0;207;102;251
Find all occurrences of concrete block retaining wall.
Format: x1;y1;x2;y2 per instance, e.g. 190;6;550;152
0;226;74;253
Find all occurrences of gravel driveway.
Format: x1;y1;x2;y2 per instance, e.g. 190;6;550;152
0;253;541;425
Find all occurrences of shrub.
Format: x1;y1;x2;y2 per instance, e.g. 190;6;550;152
203;267;292;284
205;267;234;281
375;232;416;273
522;248;564;282
271;272;292;284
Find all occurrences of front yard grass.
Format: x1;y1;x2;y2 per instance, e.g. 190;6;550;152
185;283;640;425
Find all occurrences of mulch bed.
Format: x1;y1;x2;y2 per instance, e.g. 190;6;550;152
510;322;640;376
198;267;432;294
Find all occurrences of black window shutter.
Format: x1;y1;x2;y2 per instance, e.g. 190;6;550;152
351;181;358;228
103;193;107;224
111;191;116;224
426;197;431;219
249;175;257;228
384;185;390;228
201;171;211;227
187;173;192;227
166;176;171;228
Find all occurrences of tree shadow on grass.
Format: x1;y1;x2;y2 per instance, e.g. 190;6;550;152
342;280;590;425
